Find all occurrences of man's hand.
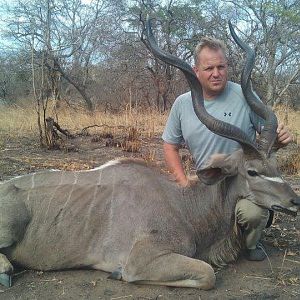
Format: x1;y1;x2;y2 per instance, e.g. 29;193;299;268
277;123;293;147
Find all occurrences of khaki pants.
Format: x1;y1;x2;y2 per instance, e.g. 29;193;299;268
235;199;270;250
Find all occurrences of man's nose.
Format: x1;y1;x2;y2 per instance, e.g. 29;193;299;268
212;67;220;77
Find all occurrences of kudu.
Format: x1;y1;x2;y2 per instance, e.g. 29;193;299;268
0;21;299;290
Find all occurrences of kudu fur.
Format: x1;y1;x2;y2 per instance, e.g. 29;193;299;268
0;21;299;289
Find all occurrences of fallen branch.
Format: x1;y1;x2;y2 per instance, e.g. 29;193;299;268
81;124;126;135
53;120;74;139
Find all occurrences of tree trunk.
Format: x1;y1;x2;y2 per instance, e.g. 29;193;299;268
56;65;94;111
45;58;94;111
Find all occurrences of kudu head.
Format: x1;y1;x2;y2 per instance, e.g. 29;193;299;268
145;18;300;216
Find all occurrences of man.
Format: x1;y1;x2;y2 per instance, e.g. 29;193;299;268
162;37;292;261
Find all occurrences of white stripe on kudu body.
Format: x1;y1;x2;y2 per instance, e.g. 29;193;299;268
26;173;36;202
260;175;285;183
86;160;121;172
44;171;64;222
63;173;78;209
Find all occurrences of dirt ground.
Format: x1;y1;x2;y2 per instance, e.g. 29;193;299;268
0;133;299;300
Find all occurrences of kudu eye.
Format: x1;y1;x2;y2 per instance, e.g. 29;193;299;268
247;170;258;177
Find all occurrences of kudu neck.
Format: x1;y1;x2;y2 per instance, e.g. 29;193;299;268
178;175;245;259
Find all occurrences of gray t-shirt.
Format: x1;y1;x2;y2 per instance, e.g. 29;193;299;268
162;81;263;169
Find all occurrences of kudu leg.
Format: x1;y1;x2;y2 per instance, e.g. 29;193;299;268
0;253;13;274
0;229;16;287
0;253;13;287
0;184;30;287
123;252;215;290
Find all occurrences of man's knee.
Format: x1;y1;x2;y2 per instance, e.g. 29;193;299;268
236;199;269;229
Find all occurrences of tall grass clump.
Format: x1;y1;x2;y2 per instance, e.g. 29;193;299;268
0;104;38;138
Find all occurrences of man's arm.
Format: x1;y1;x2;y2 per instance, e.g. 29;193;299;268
163;142;189;187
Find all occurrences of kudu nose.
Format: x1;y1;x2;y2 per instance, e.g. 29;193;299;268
291;196;300;206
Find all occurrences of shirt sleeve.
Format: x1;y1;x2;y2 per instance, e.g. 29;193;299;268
162;97;184;145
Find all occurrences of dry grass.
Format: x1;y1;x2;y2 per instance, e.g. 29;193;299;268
0;105;37;138
1;102;299;138
0;102;168;140
278;149;300;175
274;105;300;175
0;102;299;156
274;105;300;144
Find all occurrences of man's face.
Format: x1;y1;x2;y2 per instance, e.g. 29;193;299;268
193;47;228;99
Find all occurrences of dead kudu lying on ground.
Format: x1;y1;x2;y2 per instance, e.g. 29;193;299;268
0;21;300;290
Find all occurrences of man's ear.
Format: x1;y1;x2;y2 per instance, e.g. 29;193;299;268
196;152;241;185
192;65;199;74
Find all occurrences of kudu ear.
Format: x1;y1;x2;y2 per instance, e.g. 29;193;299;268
196;151;242;185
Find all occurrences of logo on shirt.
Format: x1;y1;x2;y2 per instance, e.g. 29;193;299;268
224;112;232;117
